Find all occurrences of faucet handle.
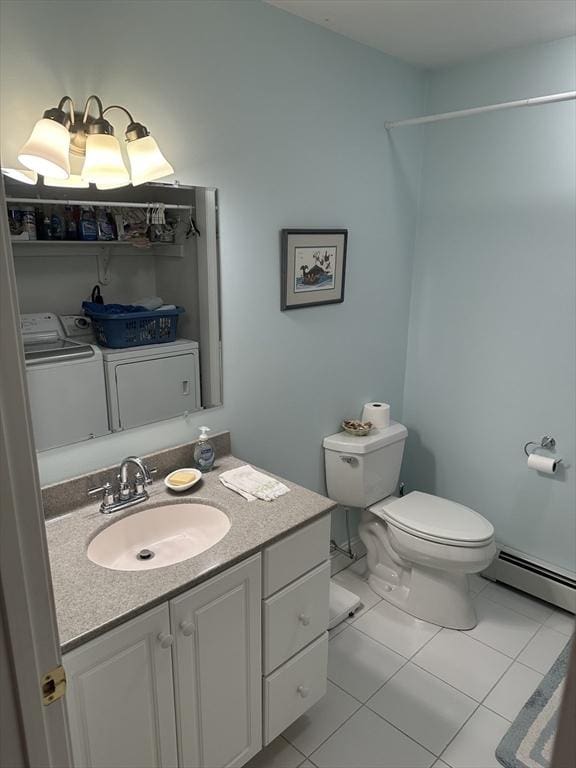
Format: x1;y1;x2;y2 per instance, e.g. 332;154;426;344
146;467;158;485
88;482;115;507
134;471;145;495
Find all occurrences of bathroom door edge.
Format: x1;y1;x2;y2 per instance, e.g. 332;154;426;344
0;184;73;768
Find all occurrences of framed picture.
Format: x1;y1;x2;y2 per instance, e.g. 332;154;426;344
280;229;348;310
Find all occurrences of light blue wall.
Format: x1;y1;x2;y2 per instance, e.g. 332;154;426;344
0;1;426;540
402;38;576;572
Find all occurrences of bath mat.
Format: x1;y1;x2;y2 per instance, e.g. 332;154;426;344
496;637;572;768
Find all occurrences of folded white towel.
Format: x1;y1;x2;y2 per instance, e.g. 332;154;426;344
219;465;290;502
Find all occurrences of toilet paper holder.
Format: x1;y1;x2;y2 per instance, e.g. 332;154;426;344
523;435;559;458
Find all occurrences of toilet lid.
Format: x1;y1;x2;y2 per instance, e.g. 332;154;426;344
370;491;494;545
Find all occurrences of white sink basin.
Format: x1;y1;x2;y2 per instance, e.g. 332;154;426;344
87;503;231;571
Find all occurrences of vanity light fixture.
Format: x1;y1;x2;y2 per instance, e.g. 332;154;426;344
5;94;173;189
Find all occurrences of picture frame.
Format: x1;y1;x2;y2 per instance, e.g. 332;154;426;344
280;229;348;310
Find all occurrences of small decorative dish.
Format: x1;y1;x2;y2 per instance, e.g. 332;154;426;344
341;419;373;436
164;467;202;492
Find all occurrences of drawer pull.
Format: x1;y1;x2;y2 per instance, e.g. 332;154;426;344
297;685;310;698
179;621;195;637
298;614;311;626
157;632;174;649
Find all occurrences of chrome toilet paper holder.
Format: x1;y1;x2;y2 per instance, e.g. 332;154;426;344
523;435;558;458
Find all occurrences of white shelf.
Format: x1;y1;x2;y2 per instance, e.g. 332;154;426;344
10;240;184;258
6;196;193;211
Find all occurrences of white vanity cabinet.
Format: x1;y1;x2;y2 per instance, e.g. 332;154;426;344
64;604;178;768
170;554;261;768
63;514;331;768
261;514;331;744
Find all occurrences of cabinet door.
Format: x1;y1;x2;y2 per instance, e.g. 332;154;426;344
64;605;178;768
114;352;200;430
170;555;262;768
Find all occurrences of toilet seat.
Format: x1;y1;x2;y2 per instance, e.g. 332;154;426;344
368;491;494;548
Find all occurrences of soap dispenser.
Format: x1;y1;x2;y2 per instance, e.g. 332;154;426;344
194;426;215;472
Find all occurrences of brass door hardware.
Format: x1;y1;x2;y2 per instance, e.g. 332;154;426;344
42;665;66;705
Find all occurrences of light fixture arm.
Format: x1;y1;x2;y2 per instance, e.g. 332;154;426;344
56;96;76;125
103;104;136;124
103;104;150;142
41;95;76;129
81;94;114;137
82;94;105;123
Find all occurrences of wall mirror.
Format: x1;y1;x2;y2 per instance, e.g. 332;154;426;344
4;178;222;457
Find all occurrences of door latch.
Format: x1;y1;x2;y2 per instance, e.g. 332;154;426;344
41;665;66;705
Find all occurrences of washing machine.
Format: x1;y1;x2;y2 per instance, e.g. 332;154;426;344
21;313;110;451
101;339;201;431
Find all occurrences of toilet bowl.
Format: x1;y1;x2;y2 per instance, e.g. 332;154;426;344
323;422;497;630
359;492;496;629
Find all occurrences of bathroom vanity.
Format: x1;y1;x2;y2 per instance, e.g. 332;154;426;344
44;442;334;768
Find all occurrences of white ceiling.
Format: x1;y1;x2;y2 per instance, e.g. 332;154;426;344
264;0;576;69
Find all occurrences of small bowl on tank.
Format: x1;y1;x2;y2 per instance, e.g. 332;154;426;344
341;419;373;437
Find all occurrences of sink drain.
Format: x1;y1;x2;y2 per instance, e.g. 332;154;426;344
136;549;155;561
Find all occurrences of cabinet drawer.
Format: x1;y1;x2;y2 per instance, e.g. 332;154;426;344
263;514;330;596
263;561;330;673
263;633;328;745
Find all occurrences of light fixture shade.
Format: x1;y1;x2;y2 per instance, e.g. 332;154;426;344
44;153;89;188
44;174;90;189
1;167;38;185
82;134;130;185
96;180;131;190
126;135;174;186
18;118;71;179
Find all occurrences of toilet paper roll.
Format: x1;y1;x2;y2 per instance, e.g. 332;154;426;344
527;453;559;475
361;402;390;429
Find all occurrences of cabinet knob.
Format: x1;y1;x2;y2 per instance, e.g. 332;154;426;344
179;621;195;637
297;685;310;698
157;632;174;649
298;614;311;626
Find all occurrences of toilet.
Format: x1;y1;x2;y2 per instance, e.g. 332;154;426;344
323;421;496;629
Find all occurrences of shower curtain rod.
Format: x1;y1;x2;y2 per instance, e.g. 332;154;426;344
385;90;576;129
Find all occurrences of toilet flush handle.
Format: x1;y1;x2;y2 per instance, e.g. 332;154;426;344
340;455;358;466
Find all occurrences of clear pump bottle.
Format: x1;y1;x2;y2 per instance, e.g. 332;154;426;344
193;426;215;472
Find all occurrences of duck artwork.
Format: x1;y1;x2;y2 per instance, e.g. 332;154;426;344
295;248;335;291
299;263;328;285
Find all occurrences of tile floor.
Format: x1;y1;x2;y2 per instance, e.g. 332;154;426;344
247;558;574;768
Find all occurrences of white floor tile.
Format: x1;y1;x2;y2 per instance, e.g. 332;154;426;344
481;582;554;623
311;707;435;768
367;663;477;755
332;568;381;621
353;599;441;658
282;681;360;756
466;596;540;658
468;574;489;595
432;761;451;768
328;625;405;702
544;609;575;637
517;626;569;674
483;661;543;721
412;629;511;701
244;737;304;768
298;762;316;768
441;706;509;768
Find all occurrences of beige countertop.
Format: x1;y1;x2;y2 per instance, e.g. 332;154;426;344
45;453;336;653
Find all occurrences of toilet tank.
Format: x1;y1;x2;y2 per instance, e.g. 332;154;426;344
323;421;408;508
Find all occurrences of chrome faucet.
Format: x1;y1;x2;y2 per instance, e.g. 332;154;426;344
88;456;156;514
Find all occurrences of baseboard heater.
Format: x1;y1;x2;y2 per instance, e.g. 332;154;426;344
484;546;576;614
